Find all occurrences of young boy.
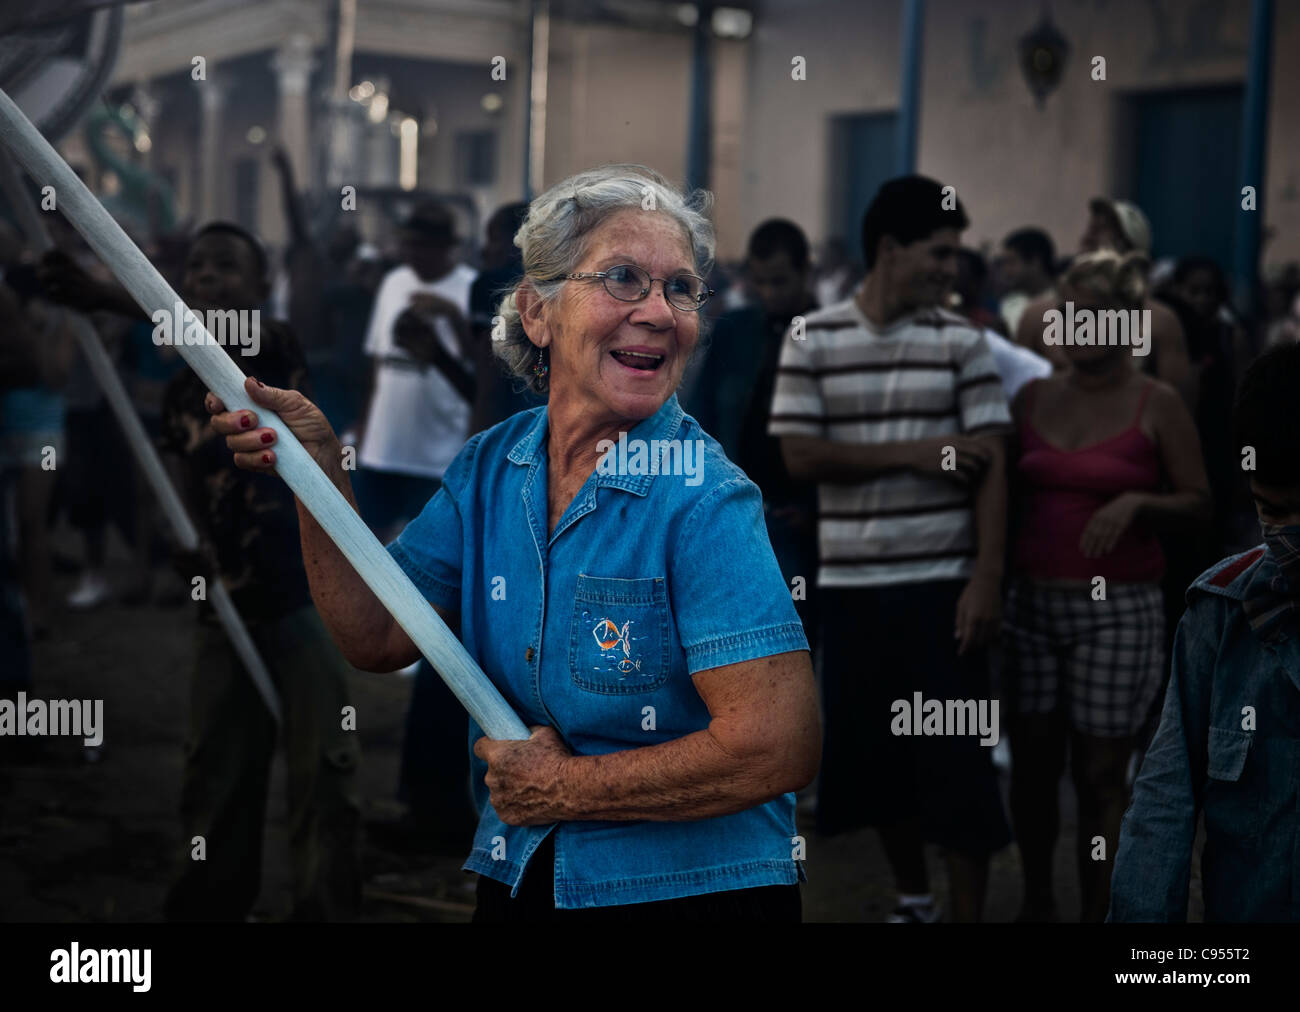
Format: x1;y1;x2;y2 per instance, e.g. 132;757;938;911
1109;341;1300;922
41;223;363;920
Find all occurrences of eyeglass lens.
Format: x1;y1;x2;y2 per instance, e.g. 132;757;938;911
603;265;706;309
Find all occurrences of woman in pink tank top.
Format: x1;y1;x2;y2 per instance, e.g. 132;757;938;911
1002;250;1211;922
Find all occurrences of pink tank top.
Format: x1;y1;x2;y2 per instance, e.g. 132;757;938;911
1013;379;1165;582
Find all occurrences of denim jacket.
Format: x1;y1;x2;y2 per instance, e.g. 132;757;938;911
1109;545;1300;922
387;394;810;908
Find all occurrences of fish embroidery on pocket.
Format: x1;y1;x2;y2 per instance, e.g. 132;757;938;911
591;617;648;677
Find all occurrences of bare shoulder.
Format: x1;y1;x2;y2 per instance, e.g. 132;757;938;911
1026;371;1062;399
1011;373;1055;427
1024;292;1057;318
1015;292;1057;344
1142;375;1189;424
1008;381;1031;420
1146;298;1183;335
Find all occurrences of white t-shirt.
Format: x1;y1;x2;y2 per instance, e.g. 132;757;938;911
359;262;478;479
982;327;1053;400
999;291;1031;335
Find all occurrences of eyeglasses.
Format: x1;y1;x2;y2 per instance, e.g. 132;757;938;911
546;264;713;312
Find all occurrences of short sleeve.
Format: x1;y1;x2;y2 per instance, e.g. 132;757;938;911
955;330;1013;435
363;270;399;357
767;323;825;439
669;477;809;674
989;330;1052;400
384;432;483;612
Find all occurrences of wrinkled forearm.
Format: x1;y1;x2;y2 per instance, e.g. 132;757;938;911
555;727;808;822
294;457;406;670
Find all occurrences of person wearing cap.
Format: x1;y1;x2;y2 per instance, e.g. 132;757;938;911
349;203;482;850
354;201;478;541
1015;198;1192;406
1082;198;1151;259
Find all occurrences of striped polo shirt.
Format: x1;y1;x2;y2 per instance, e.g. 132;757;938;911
768;297;1012;588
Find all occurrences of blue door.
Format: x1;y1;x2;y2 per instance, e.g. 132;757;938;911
1129;86;1242;271
828;112;898;264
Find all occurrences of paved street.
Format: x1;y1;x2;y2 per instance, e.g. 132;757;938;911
1;552;1203;923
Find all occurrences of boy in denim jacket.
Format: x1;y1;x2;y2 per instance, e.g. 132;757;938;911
1109;342;1300;922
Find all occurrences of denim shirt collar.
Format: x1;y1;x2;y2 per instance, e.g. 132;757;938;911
1191;545;1267;602
1193;546;1294;644
506;394;687;498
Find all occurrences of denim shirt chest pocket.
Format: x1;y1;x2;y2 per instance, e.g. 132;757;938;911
1204;726;1260;841
570;575;670;694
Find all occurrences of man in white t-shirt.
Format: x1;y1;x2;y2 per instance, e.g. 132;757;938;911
354;203;481;853
356;201;477;539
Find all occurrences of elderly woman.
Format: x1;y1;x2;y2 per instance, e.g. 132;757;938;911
204;164;820;921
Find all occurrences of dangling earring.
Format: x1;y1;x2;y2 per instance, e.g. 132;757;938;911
533;344;548;378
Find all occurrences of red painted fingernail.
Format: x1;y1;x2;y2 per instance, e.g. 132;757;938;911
262;452;272;464
260;431;274;444
240;414;252;429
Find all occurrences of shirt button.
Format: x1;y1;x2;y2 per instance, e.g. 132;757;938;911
525;646;535;662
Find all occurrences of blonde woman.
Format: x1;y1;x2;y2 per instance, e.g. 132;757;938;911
1002;250;1211;921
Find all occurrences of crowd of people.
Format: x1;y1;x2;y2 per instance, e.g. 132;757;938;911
3;154;1300;923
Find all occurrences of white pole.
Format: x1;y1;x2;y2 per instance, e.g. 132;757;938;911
0;88;529;742
0;146;284;725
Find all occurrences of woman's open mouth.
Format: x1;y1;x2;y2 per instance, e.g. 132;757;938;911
609;349;666;372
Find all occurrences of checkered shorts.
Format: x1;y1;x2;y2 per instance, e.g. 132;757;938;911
1001;578;1165;737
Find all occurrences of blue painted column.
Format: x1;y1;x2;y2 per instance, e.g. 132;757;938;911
522;1;535;200
1232;0;1273;317
895;0;925;176
523;0;551;201
686;2;714;191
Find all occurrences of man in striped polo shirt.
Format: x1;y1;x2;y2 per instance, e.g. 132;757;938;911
770;176;1013;922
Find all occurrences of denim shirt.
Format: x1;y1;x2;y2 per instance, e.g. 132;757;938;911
387;394;810;908
1109;546;1300;922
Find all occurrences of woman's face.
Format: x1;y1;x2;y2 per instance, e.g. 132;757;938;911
1058;283;1132;372
542;208;700;426
1178;267;1219;322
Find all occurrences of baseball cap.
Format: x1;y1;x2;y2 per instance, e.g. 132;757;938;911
1089;197;1151;255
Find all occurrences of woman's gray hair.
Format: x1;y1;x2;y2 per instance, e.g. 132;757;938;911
492;164;715;395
